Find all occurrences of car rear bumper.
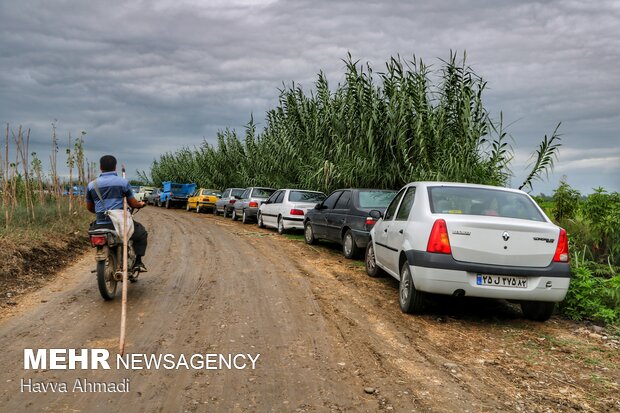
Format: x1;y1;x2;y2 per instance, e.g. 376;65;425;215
410;265;570;302
282;216;304;230
351;229;371;248
244;207;259;218
405;250;570;278
198;201;215;207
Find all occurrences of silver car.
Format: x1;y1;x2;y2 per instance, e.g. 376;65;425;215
232;187;276;224
365;182;570;321
214;188;245;217
258;189;326;234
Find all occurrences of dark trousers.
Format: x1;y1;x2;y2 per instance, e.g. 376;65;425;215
90;220;148;257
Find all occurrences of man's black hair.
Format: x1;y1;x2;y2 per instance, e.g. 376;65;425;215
100;155;117;172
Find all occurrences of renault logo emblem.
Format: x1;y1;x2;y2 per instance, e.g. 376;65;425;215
502;231;510;241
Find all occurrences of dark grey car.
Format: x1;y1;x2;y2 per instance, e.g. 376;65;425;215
303;189;397;259
214;188;245;217
145;188;162;206
232;187;276;224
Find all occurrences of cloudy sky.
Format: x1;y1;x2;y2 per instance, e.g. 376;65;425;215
1;0;618;194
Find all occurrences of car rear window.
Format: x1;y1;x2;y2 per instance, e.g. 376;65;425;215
358;191;397;209
252;188;276;198
231;189;245;197
289;191;326;203
428;186;545;222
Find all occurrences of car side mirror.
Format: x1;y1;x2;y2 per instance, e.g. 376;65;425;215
369;210;382;219
314;202;323;210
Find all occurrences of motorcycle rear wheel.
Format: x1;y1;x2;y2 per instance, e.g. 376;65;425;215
97;253;118;300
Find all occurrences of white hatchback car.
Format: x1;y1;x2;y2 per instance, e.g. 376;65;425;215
365;182;570;321
258;189;326;234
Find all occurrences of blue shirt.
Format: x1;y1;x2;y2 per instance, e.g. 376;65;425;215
86;172;135;224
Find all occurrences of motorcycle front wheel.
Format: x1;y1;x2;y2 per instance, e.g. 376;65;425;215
97;253;118;300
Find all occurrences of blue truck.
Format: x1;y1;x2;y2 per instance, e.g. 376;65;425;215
159;181;197;209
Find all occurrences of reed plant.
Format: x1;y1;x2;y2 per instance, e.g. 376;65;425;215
146;52;561;194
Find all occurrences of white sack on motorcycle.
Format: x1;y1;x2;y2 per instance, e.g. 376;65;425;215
106;209;134;239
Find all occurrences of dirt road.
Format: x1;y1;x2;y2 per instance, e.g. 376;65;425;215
1;208;618;412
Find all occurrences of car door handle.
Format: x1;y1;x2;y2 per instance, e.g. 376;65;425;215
384;228;388;232
399;229;403;234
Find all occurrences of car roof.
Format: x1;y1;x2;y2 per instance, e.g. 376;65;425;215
332;188;397;192
406;181;528;195
279;189;325;193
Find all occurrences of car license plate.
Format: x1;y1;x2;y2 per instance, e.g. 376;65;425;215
476;274;527;288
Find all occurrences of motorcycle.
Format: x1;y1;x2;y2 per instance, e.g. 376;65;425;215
88;209;141;300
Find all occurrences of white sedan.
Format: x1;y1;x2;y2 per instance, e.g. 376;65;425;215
365;182;570;321
258;189;326;234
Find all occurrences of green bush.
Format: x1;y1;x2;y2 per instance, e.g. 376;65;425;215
560;266;620;325
552;178;581;222
581;188;620;264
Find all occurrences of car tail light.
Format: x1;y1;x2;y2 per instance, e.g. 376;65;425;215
427;219;452;254
290;209;304;216
365;216;376;227
90;235;107;247
553;228;569;262
249;201;259;208
229;199;236;204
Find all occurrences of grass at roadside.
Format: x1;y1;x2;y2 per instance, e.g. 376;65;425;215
0;200;92;301
283;233;304;241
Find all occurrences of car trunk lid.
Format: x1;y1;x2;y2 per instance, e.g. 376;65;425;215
444;216;559;267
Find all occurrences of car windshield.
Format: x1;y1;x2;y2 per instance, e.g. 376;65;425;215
358;191;397;209
288;191;326;203
252;188;275;198
231;189;245;197
428;186;545;222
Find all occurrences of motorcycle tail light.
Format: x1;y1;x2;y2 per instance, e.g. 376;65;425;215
90;235;107;247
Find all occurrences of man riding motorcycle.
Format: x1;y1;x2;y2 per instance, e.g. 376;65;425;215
85;155;148;272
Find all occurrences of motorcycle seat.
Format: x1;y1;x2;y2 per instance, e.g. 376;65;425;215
88;229;118;236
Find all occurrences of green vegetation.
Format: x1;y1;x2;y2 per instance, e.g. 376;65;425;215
1;123;93;237
144;53;561;194
550;180;620;325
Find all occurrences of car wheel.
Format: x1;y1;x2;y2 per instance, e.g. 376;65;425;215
196;205;201;213
342;230;360;259
277;216;286;235
304;221;317;245
213;206;219;216
223;207;230;218
365;242;384;277
242;210;250;224
521;301;555;321
399;262;425;314
257;212;265;228
165;199;170;209
186;203;191;212
231;209;238;221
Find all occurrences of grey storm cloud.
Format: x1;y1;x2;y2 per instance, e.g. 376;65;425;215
0;0;618;193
